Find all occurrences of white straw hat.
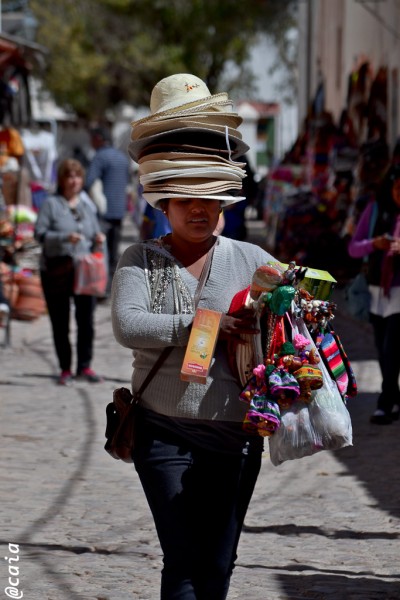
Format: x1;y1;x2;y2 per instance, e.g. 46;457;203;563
131;74;231;127
129;73;249;211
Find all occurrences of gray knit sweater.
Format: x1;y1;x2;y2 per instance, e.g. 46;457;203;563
34;193;101;268
111;236;274;422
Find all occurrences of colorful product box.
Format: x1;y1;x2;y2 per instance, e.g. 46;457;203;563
279;263;336;300
181;308;222;384
298;266;336;300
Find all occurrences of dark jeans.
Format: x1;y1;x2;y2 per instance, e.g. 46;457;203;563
132;416;262;600
370;312;400;414
41;259;96;372
100;217;122;290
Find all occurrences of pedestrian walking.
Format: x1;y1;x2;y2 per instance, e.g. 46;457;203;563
35;158;105;386
111;73;276;600
86;126;131;293
348;163;400;424
139;202;171;240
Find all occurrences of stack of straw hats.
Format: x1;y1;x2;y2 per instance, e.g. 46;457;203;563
128;73;249;208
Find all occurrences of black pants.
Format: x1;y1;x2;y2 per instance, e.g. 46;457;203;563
41;258;96;373
133;416;262;600
100;218;122;291
370;312;400;414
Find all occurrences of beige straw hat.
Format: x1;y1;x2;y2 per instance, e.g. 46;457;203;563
130;73;249;210
131;74;232;126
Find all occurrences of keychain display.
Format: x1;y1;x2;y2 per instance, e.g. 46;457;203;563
229;260;354;463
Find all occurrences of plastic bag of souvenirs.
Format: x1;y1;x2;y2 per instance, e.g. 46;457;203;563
268;318;353;466
268;376;352;466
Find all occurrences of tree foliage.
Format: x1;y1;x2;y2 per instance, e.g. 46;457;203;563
30;0;296;120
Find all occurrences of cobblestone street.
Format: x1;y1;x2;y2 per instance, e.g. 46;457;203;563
1;221;399;599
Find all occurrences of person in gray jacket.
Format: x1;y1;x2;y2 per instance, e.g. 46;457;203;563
86;127;131;293
35;159;105;386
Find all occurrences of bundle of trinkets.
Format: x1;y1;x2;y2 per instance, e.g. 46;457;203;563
228;260;354;464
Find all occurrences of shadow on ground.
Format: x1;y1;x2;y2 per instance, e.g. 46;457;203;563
277;571;400;599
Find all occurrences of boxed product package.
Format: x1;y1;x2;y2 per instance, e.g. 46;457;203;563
279;263;336;300
181;308;222;384
297;266;336;300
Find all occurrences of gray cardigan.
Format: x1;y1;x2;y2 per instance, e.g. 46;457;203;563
34;193;101;268
111;236;275;422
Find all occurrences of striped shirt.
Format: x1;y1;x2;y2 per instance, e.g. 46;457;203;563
86;146;131;220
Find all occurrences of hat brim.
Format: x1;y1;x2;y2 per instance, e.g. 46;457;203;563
148;109;241;124
138;151;245;168
129;128;249;162
143;181;244;197
137;144;234;161
139;162;245;177
132;114;243;140
143;192;246;209
131;94;231;126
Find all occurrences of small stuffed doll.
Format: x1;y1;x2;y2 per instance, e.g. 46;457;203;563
277;341;303;372
292;364;324;403
293;333;320;365
292;333;323;402
240;363;281;436
268;365;301;409
282;261;308;286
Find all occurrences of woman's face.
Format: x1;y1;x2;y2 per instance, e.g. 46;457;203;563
392;178;400;207
61;170;83;199
165;198;221;242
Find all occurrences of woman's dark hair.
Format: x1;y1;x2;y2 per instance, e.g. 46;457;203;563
376;163;400;215
57;159;85;194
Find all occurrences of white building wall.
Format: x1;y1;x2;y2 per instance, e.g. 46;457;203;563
298;0;400;147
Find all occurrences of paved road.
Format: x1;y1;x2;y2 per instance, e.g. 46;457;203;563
1;220;399;600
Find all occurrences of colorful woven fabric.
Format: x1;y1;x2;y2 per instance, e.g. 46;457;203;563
319;332;348;396
329;328;357;398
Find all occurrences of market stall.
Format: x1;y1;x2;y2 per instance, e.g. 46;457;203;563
0;32;47;345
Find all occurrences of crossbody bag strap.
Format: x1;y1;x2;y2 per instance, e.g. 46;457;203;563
193;238;217;309
135;238;218;399
134;346;173;400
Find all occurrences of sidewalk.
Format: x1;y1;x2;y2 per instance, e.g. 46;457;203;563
1;219;399;600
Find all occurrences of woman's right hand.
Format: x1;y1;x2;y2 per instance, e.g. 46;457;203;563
219;308;259;343
68;232;83;244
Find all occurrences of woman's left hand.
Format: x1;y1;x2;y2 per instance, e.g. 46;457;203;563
391;238;400;254
95;232;106;245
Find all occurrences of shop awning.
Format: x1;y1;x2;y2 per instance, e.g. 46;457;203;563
0;33;47;125
0;31;47;74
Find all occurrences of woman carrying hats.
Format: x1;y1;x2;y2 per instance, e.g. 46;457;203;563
111;74;276;599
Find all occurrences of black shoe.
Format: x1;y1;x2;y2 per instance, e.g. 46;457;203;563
391;406;400;421
370;411;392;425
